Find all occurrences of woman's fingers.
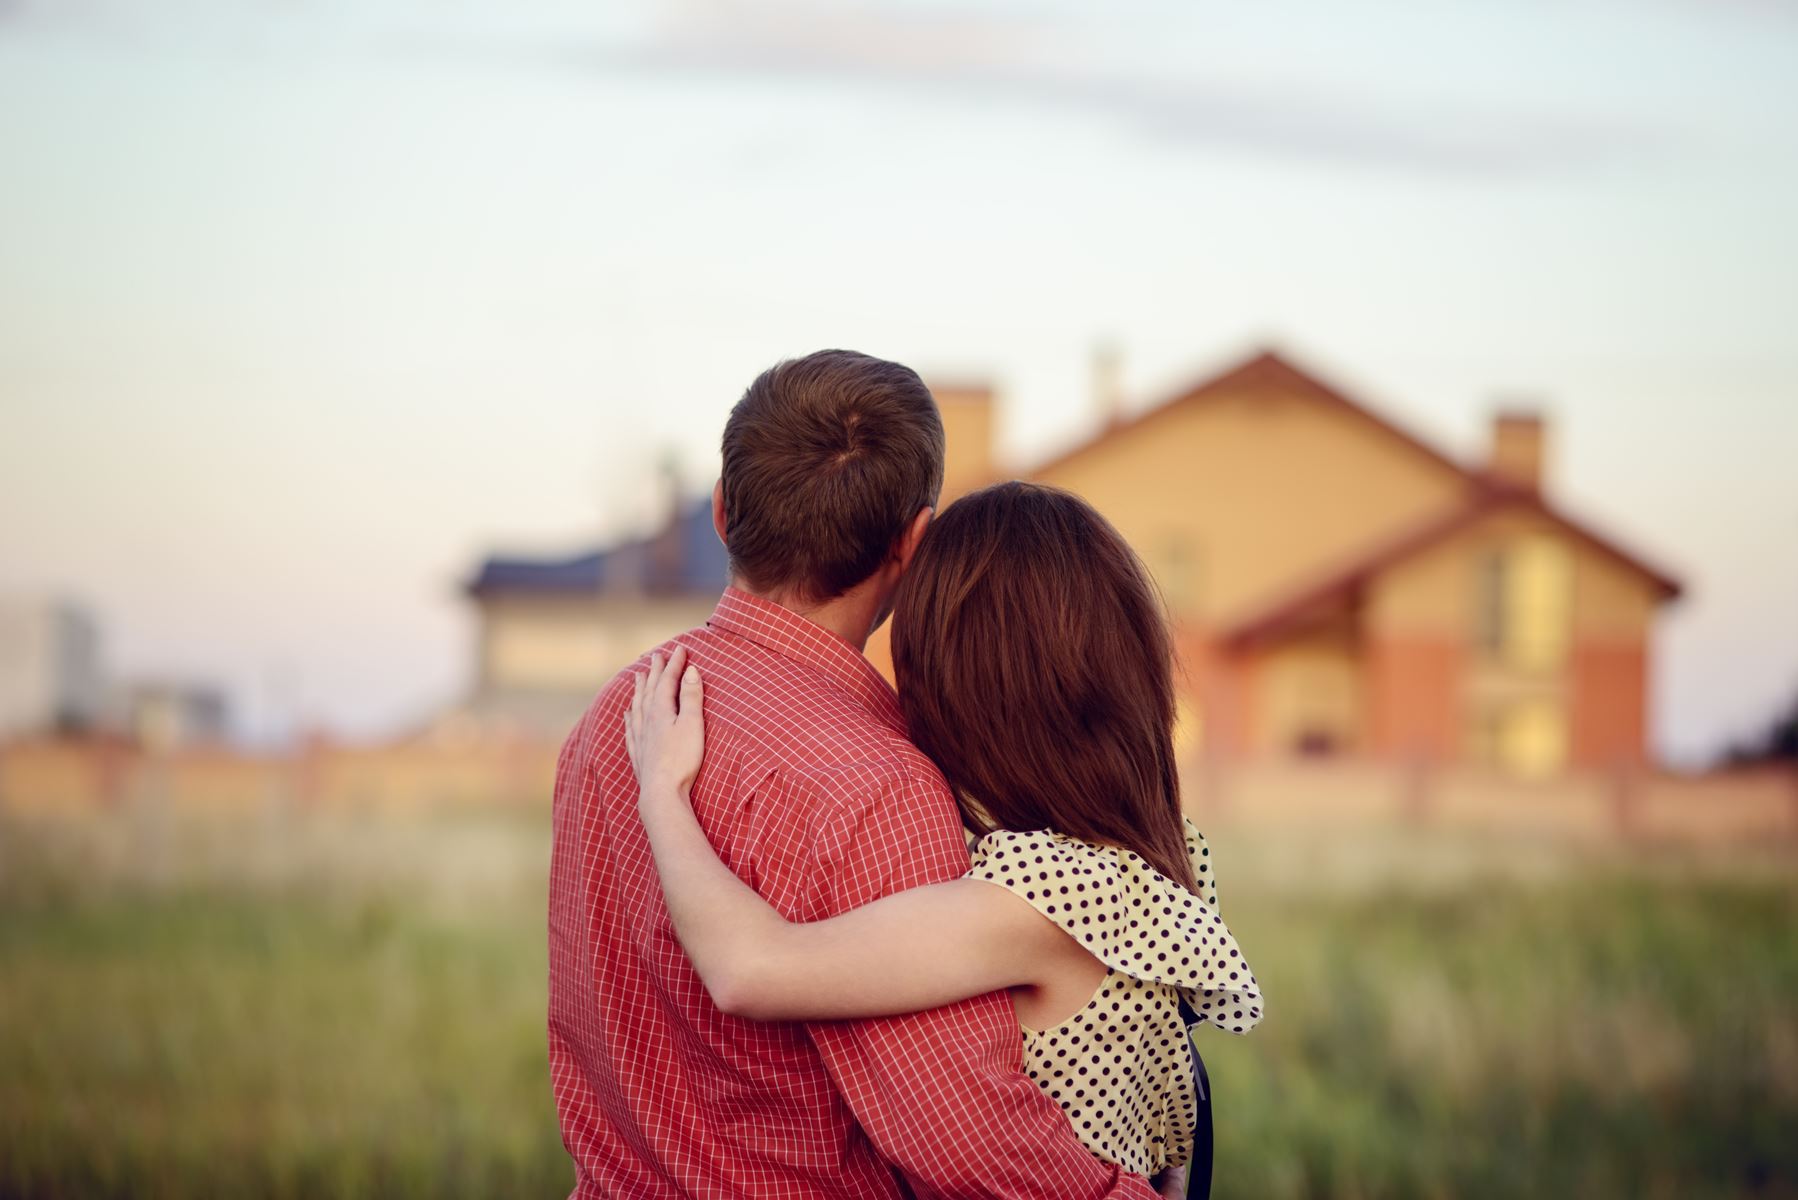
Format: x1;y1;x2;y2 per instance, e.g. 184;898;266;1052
629;647;698;768
624;648;703;798
656;645;687;714
678;662;703;723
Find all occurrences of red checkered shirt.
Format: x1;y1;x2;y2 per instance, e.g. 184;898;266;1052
548;586;1157;1199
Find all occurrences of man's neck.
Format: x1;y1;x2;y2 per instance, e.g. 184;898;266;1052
734;579;883;652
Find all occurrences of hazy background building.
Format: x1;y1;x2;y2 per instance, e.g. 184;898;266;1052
459;497;728;740
112;680;232;752
0;598;102;739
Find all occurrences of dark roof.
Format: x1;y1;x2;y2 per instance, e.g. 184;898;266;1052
467;496;729;599
1222;483;1684;650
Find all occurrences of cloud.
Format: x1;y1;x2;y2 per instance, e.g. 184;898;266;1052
5;0;1677;177
438;0;1675;177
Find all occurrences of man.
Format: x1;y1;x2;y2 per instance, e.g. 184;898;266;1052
547;350;1158;1198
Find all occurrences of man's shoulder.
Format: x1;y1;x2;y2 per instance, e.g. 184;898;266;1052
768;740;948;819
690;646;932;784
698;655;956;836
721;675;944;802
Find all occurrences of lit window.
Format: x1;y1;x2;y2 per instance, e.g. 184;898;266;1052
1471;698;1568;777
1476;536;1571;672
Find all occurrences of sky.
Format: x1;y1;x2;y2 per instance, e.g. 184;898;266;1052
1;0;1795;764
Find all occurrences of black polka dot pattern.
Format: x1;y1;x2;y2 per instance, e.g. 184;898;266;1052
967;818;1264;1177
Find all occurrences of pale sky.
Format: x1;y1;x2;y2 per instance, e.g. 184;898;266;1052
2;0;1795;764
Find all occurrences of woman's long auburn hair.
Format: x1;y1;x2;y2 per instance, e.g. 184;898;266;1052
890;481;1196;892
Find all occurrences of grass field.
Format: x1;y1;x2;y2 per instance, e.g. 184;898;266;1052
1;804;1793;1199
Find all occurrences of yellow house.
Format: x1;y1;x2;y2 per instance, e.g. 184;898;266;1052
467;348;1681;774
871;349;1682;775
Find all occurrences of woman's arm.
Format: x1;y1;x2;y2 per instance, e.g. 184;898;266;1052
625;648;1068;1022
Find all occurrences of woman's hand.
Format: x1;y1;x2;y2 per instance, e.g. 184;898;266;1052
624;645;706;801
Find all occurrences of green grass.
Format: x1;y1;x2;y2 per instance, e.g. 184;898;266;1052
0;809;571;1200
1;808;1792;1198
1203;873;1798;1199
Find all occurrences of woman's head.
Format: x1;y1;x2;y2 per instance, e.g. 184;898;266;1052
890;482;1195;891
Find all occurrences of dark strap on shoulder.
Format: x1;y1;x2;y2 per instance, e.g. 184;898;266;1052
1178;998;1213;1200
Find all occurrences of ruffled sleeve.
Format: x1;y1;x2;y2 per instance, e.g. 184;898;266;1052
1186;818;1220;910
968;827;1263;1035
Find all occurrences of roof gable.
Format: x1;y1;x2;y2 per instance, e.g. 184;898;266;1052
1028;346;1682;639
1223;484;1683;649
1029;347;1472;486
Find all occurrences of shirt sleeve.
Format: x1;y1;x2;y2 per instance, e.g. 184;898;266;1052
789;764;1159;1200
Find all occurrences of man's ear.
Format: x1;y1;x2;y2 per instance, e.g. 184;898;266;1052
711;480;728;548
894;505;933;573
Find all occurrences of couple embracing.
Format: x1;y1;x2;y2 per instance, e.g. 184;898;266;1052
547;350;1262;1199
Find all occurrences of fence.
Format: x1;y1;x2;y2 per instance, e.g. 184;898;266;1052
2;735;1794;851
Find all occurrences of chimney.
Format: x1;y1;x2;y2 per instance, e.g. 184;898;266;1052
1091;340;1125;428
930;381;998;505
1487;410;1546;492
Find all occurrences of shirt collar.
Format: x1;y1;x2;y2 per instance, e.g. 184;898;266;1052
706;586;906;735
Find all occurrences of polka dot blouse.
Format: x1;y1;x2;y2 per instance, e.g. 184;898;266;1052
966;818;1263;1178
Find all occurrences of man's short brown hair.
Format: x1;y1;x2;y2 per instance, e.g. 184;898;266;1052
721;350;945;602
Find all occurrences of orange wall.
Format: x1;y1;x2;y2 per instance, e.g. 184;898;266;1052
1570;640;1648;767
1365;636;1464;761
1362;508;1660;765
935;384;1000;502
1174;629;1251;757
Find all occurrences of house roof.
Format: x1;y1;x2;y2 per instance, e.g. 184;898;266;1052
467;496;729;599
1221;483;1685;650
1030;347;1471;484
1024;346;1683;646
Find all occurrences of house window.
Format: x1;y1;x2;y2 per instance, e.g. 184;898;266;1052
1470;698;1568;777
1476;536;1571;672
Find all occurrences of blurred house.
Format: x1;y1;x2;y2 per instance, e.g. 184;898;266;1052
0;598;102;739
884;348;1680;776
460;497;731;739
114;681;232;752
462;350;1680;775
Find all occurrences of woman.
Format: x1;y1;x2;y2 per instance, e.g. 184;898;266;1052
625;482;1262;1195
